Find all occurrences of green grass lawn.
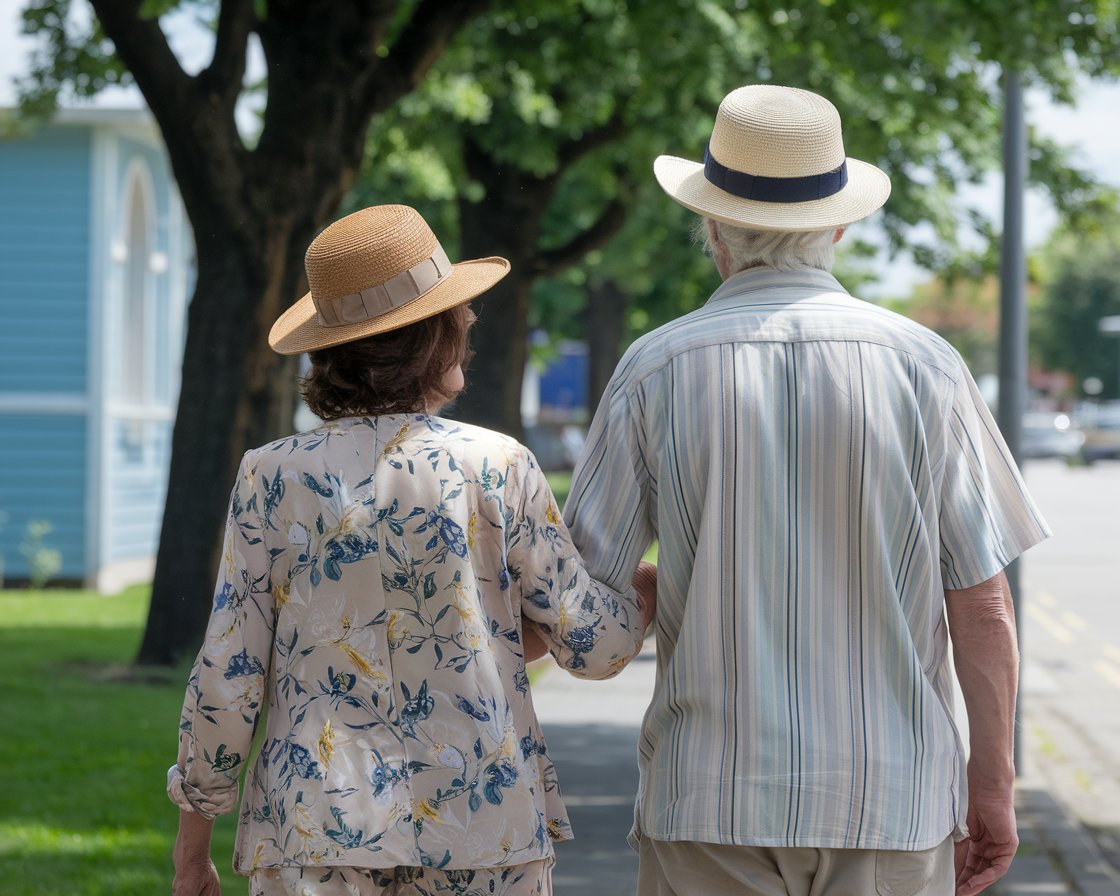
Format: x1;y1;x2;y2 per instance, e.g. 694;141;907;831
544;470;572;507
0;587;242;895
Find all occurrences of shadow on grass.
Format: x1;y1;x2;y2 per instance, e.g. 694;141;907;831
0;615;242;895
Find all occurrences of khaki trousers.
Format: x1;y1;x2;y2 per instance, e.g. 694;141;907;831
637;837;954;896
249;859;552;896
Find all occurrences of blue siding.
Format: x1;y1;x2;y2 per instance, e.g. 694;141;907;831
0;120;189;587
105;418;172;563
0;127;91;394
0;414;87;580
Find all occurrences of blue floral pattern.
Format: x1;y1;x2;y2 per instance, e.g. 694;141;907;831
172;414;645;874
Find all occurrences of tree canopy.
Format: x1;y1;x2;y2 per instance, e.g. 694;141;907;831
14;0;1120;660
1034;214;1120;399
351;0;1120;431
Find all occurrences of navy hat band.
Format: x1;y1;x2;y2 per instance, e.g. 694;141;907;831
703;142;848;203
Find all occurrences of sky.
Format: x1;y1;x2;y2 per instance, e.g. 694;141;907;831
2;0;1118;297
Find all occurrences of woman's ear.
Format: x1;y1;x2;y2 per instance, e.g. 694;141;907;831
832;227;846;245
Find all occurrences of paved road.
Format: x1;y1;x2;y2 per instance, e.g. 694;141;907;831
1019;459;1120;872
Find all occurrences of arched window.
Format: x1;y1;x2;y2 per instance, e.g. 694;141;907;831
120;163;154;405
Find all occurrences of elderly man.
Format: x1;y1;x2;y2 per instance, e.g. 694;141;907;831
564;85;1050;896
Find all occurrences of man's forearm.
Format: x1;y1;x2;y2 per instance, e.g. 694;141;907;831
945;571;1019;786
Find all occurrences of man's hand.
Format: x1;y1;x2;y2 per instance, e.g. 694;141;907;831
954;784;1018;896
633;561;657;630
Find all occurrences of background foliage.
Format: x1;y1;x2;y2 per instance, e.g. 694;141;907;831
11;0;1120;659
1034;214;1120;399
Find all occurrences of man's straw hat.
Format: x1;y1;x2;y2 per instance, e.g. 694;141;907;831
654;85;890;232
269;205;509;355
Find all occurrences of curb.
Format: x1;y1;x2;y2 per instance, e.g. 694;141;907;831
993;785;1120;895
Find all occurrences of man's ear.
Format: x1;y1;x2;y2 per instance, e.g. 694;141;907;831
707;219;731;277
832;227;846;245
707;218;722;250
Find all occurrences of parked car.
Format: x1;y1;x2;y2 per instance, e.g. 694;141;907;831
1079;402;1120;463
1021;412;1085;460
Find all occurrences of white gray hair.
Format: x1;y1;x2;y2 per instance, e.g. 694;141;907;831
694;218;837;273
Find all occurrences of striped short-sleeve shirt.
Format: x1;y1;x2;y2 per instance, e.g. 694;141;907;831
564;267;1050;850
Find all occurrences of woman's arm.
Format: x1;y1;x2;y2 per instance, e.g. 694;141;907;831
523;561;655;665
172;809;221;896
508;452;648;680
522;622;551;663
168;453;276;865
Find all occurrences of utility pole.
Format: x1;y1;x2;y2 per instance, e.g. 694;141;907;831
1100;315;1120;397
998;70;1027;770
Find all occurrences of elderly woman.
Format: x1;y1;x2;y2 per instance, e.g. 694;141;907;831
168;205;656;896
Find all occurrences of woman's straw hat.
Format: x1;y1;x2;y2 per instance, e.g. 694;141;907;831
654;85;891;232
269;205;509;355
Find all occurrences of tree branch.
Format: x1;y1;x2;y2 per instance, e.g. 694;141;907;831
197;0;256;109
87;0;198;142
556;113;628;169
362;0;489;116
90;1;251;229
535;197;629;277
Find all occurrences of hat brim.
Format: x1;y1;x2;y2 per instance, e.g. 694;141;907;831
653;155;891;232
269;257;511;355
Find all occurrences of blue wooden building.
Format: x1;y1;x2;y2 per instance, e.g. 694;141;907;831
0;108;192;591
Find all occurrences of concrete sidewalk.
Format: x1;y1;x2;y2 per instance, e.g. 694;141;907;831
531;644;1120;896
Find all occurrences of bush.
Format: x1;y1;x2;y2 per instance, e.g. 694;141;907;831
19;519;62;589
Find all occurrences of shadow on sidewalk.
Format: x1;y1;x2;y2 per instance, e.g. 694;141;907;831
544;721;641;896
539;724;1120;895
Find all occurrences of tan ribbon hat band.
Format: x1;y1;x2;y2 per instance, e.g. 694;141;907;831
315;244;452;328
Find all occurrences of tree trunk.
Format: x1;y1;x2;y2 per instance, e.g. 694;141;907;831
454;215;536;440
586;278;629;420
453;142;552;440
136;218;305;665
111;0;490;666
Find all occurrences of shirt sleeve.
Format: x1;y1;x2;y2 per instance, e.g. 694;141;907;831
506;449;645;680
563;377;656;595
168;451;276;818
938;364;1051;590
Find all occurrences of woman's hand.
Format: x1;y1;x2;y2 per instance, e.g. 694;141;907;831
172;857;221;896
172;808;220;895
522;622;552;663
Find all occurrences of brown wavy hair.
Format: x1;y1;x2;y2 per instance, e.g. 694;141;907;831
301;304;475;420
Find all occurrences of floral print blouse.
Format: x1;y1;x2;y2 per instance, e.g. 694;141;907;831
168;414;646;873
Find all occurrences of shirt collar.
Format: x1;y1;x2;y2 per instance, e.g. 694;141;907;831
706;266;850;306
